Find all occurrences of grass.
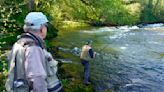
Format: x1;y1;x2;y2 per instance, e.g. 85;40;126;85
55;51;94;92
57;21;90;31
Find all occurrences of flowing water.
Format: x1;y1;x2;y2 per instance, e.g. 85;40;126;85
53;24;164;92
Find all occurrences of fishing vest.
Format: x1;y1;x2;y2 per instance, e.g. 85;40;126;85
80;45;92;61
5;32;62;92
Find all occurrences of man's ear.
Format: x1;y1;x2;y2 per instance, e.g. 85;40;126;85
40;26;44;33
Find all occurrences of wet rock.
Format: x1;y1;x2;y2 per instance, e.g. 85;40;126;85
57;59;72;63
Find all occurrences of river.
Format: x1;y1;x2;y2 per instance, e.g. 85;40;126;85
53;23;164;92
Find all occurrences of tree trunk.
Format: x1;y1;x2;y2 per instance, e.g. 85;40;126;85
28;0;35;12
153;0;160;11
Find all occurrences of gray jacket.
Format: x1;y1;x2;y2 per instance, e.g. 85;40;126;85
5;33;60;92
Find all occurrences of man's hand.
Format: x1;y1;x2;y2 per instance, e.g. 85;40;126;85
93;52;97;58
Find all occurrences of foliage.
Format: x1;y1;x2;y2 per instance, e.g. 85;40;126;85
0;0;58;91
138;0;164;23
41;0;163;26
0;0;28;49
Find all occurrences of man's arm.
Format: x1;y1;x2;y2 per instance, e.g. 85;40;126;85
25;46;48;92
89;49;94;58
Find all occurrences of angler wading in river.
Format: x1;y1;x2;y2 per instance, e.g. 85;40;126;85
80;40;96;85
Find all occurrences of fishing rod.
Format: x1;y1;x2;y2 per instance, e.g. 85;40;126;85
97;44;110;53
94;44;111;60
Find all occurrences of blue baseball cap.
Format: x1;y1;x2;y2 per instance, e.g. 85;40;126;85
24;12;48;29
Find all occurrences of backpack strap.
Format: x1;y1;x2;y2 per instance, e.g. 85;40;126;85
12;44;29;91
17;32;44;49
13;51;18;91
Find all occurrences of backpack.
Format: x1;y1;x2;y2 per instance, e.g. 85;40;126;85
5;32;62;92
44;50;63;92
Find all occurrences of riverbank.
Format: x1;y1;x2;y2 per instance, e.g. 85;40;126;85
49;21;124;92
48;25;94;91
53;50;94;92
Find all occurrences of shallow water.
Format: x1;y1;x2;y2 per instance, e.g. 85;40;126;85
53;24;164;92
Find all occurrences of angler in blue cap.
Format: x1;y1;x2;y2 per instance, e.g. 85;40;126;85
6;12;63;92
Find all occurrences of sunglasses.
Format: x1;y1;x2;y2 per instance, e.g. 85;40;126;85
43;23;48;28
